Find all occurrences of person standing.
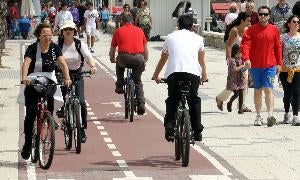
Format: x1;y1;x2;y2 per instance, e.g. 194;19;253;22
151;15;207;141
84;2;99;53
130;1;139;23
240;6;283;127
245;2;259;25
101;6;109;34
135;1;152;40
109;14;148;115
279;15;300;125
70;2;79;30
9;2;19;39
76;1;87;38
224;3;238;30
270;0;292;33
54;2;73;33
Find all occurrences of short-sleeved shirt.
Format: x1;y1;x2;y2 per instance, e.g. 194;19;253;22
162;29;204;78
111;23;147;53
59;41;92;70
84;9;98;27
225;12;238;25
24;42;62;75
280;33;300;69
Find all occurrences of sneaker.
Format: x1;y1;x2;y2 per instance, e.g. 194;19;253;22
267;116;276;127
81;129;87;143
90;48;94;53
216;97;223;111
165;128;174;142
227;102;232;112
56;105;64;118
254;115;263;126
283;113;291;124
292;116;300;126
194;132;202;141
21;145;30;160
137;105;145;115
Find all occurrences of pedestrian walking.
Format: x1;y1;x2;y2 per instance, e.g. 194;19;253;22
226;44;247;114
135;1;152;40
245;2;259;25
270;0;292;33
84;2;99;53
101;6;109;34
224;3;238;30
54;2;73;37
240;6;283;127
76;1;87;38
279;15;300;125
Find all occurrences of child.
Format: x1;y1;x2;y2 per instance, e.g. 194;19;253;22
226;44;247;114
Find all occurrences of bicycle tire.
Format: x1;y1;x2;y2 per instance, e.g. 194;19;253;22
174;109;182;161
124;80;129;119
73;101;81;154
31;118;39;163
129;80;135;122
63;104;72;150
181;109;190;167
39;114;55;169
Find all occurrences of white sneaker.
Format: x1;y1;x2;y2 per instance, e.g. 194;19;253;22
283;113;291;124
292;116;300;126
254;115;263;126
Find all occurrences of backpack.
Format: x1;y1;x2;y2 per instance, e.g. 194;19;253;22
58;37;84;67
138;8;151;26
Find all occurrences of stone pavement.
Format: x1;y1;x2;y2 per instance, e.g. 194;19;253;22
0;32;299;179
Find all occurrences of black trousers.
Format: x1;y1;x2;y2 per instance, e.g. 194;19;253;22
24;86;55;147
279;72;300;116
228;89;243;111
116;53;145;105
165;72;203;133
61;77;87;129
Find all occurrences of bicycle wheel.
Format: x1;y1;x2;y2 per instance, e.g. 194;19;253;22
31;117;39;163
174;109;182;161
73;101;81;154
124;80;129;119
181;109;191;167
129;80;135;122
38;114;55;169
63;110;72;150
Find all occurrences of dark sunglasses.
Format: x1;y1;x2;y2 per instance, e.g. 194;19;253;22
292;20;300;24
63;27;74;31
124;6;129;9
258;13;269;17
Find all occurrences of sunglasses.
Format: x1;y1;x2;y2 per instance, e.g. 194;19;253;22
292;20;300;24
258;13;269;17
63;27;74;31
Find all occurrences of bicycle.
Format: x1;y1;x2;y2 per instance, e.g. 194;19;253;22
124;68;137;122
22;76;59;169
60;70;91;154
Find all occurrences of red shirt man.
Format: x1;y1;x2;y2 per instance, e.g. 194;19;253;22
109;14;148;115
10;3;19;21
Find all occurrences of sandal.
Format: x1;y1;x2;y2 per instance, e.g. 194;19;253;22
216;97;223;111
242;106;252;112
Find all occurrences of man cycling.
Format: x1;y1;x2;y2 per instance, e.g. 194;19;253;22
109;14;148;115
152;15;207;142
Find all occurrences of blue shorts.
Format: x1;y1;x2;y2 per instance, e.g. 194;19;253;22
250;67;276;89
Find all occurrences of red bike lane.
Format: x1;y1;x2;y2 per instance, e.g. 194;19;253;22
18;63;231;180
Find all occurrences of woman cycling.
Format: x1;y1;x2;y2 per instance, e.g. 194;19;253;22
21;23;71;160
56;20;97;143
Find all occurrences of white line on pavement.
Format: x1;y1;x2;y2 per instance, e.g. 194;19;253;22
189;175;231;180
91;116;98;120
104;137;112;143
112;151;122;157
87;107;92;111
93;121;101;124
100;131;108;136
107;144;117;150
116;160;128;168
87;111;95;116
97;125;105;130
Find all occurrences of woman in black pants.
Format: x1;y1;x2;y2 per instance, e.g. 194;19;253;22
279;15;300;125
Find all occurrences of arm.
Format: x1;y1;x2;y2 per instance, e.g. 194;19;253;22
109;46;117;63
80;42;97;74
54;12;59;29
143;43;148;62
22;58;32;86
198;50;207;82
86;58;97;74
240;28;252;68
226;28;237;61
57;56;71;86
233;64;246;71
274;29;283;73
151;52;168;83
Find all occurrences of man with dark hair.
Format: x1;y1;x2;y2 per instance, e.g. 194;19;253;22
152;15;207;142
130;1;139;23
241;6;282;127
109;14;148;115
270;0;292;33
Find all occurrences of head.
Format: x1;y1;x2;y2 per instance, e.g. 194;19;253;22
61;2;68;11
284;15;300;33
292;1;300;17
133;1;138;7
123;4;130;12
34;23;53;45
229;3;238;13
278;0;286;6
231;44;241;59
178;15;193;30
121;14;133;24
245;2;254;13
257;6;271;25
60;20;77;38
140;1;147;9
87;2;93;10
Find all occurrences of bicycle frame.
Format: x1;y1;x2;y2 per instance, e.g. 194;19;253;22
124;68;136;122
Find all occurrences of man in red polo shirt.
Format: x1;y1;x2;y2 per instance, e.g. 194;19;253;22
109;14;148;115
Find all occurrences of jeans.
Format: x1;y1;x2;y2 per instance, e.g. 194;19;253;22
165;72;203;133
116;53;145;105
102;19;108;31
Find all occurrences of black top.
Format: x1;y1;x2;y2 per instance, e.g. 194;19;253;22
24;42;62;75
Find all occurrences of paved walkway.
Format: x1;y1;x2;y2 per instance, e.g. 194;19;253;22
0;31;299;179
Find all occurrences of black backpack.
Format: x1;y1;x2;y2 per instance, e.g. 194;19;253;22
58;37;84;67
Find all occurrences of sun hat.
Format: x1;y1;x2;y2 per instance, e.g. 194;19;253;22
60;20;76;31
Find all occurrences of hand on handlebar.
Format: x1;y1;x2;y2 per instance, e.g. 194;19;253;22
22;77;31;86
64;79;72;87
90;66;97;74
151;76;161;84
200;78;208;85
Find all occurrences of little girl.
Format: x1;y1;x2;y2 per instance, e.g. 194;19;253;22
226;44;247;114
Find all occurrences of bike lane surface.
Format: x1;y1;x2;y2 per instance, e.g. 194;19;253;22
18;61;231;179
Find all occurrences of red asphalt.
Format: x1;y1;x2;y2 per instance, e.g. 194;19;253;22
18;64;223;179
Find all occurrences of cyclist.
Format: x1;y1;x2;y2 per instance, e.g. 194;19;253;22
21;23;72;160
56;20;97;143
152;15;207;142
109;14;148;115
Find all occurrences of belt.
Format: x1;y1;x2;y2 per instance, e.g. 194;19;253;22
119;52;143;55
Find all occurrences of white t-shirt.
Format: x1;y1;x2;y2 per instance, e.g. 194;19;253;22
84;9;99;27
225;13;238;25
162;29;204;78
54;10;73;28
59;41;93;70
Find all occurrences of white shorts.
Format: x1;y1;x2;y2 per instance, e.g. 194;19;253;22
86;26;96;36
